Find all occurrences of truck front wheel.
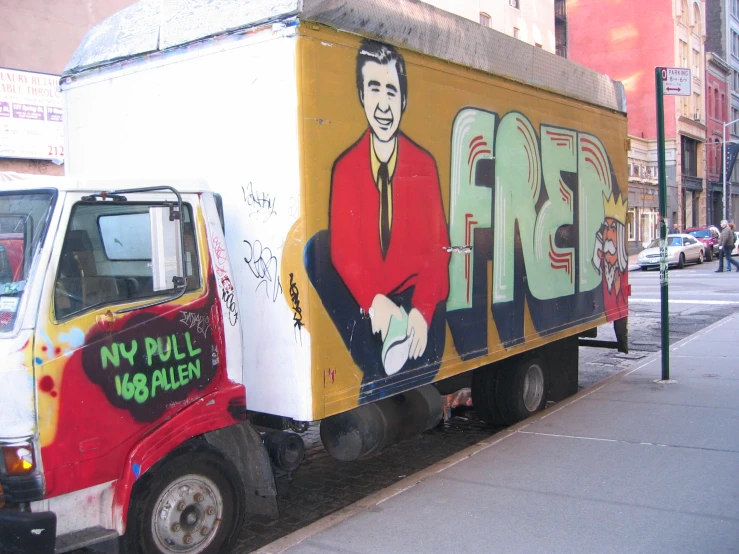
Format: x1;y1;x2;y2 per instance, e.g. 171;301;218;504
121;447;245;554
496;355;548;425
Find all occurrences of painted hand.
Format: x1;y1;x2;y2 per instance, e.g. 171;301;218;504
407;308;428;359
370;294;403;340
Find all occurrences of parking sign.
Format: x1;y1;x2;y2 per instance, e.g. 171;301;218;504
660;67;691;96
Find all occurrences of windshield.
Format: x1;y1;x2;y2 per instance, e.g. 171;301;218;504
0;191;55;332
647;237;682;248
688;230;710;238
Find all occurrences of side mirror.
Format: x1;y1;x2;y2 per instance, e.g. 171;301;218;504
150;206;184;292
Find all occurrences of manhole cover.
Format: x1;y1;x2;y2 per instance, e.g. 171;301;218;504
593;359;619;366
614;353;648;360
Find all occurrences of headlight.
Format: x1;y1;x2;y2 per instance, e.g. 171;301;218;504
2;443;35;475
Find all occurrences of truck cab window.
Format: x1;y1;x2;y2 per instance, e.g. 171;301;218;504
54;202;200;320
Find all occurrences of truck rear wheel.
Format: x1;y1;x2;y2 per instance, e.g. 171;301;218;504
471;365;505;426
495;355;548;425
121;447;245;554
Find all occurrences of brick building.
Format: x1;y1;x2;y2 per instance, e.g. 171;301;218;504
705;0;739;223
0;0;133;177
705;52;731;226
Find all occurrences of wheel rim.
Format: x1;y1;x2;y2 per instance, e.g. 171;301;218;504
522;363;545;413
152;474;224;553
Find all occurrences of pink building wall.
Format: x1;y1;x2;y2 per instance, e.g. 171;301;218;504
567;0;676;139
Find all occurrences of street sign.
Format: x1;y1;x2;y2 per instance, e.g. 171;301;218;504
659;67;691;96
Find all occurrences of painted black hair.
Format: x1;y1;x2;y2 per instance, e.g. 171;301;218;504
355;39;408;107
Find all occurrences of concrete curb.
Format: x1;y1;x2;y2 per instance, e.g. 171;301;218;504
254;312;739;553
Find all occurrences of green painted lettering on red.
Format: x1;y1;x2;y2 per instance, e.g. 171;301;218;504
119;340;138;367
101;343;120;369
177;364;190;387
158;336;172;362
188;359;201;380
145;337;158;367
185;332;202;357
172;334;187;361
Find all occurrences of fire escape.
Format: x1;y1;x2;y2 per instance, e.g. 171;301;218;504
555;0;567;58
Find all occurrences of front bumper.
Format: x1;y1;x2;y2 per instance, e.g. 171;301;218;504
0;509;56;554
638;255;678;268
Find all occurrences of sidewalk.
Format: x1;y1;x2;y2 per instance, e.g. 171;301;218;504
259;313;739;554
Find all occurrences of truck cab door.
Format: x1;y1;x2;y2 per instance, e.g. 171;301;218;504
33;191;226;500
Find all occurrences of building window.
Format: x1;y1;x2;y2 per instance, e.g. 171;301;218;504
692;48;700;75
708;86;713;118
733;0;739;18
479;12;491;27
715;138;721;174
733;31;739;58
509;0;520;9
692;92;700;119
722;93;726;121
627;209;636;241
680;0;689;26
693;5;702;34
734;71;739;92
679;40;688;68
682;136;698;177
640;211;659;248
55;203;200;320
714;88;719;119
513;27;520;39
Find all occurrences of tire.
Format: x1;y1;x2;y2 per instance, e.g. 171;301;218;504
471;365;505;426
120;447;245;554
697;250;704;264
706;248;713;262
495;355;548;426
677;253;685;269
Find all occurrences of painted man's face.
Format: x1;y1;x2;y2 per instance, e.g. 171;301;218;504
361;60;403;143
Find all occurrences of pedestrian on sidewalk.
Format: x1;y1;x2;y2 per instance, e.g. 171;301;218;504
671;223;681;234
715;220;739;272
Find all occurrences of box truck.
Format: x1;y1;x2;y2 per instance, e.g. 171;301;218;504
0;0;629;552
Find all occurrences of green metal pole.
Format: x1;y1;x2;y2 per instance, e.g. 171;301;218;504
655;68;670;381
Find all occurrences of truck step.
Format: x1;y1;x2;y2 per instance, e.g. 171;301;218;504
55;526;119;553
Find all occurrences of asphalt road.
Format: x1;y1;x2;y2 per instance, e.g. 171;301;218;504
79;257;739;554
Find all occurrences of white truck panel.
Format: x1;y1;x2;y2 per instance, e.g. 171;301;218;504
64;31;312;420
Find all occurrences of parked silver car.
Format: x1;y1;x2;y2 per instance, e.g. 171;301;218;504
637;234;704;270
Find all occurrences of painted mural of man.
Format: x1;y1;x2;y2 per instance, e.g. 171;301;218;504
592;193;629;321
305;39;450;403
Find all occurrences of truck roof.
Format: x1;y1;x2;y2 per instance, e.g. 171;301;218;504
63;0;626;114
0;176;210;194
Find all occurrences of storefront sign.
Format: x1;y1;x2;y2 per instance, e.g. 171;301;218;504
640;194;654;201
0;68;64;161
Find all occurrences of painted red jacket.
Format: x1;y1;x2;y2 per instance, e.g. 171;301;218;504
603;269;628;321
330;130;450;325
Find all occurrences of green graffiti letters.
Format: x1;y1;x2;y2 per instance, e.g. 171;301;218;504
102;331;205;405
115;360;202;404
446;107;622;350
